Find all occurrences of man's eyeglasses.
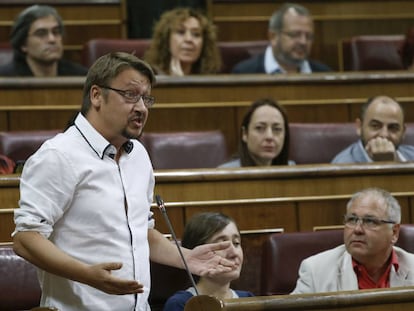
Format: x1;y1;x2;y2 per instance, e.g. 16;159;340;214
99;86;155;108
343;215;396;229
281;31;314;41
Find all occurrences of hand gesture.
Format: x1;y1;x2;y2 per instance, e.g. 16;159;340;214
185;241;237;277
85;262;144;295
365;137;396;161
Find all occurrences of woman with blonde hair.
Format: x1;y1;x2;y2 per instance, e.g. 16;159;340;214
144;8;221;75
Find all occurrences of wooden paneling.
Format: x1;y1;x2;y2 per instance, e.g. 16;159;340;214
153;163;414;201
207;0;414;70
2;72;414;153
0;0;127;64
3;163;414;242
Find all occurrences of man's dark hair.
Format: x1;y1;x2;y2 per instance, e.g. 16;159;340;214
269;3;310;32
10;5;64;60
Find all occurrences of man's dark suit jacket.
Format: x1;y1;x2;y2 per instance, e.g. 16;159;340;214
0;57;88;76
232;53;332;73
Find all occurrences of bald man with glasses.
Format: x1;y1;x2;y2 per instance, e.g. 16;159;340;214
291;187;414;294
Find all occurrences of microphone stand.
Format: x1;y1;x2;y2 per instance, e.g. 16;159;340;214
155;194;199;295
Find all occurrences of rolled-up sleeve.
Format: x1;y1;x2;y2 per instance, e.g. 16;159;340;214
13;146;77;238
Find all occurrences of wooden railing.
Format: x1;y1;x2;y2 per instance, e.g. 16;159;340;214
184;286;414;310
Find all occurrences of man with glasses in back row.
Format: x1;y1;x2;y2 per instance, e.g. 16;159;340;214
12;52;236;310
0;4;87;76
291;187;414;294
232;2;331;74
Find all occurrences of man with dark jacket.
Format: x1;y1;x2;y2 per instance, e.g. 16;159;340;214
232;3;331;74
0;5;87;77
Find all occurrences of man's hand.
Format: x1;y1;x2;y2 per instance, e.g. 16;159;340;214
185;241;237;277
365;137;396;161
85;262;144;295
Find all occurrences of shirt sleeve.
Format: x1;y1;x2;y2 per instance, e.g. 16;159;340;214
147;165;155;230
13;146;77;238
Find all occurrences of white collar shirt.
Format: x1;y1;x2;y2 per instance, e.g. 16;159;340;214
264;45;312;74
14;113;155;311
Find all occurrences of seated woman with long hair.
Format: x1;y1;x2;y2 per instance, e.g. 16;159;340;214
219;98;295;167
144;7;221;76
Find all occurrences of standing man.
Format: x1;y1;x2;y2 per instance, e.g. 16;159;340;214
13;52;235;310
292;187;414;294
232;3;331;74
332;95;414;163
0;5;87;76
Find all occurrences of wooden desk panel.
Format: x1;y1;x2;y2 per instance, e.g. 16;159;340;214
2;73;414;152
3;192;412;242
2;163;414;206
2;164;414;242
1;72;414;121
154;163;414;201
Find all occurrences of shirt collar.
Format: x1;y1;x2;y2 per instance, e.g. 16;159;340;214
352;248;399;272
264;45;312;74
74;113;133;160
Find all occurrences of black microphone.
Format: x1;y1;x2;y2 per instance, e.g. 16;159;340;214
155;194;199;295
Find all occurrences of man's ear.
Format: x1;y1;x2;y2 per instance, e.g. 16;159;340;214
90;85;103;109
356;118;362;137
391;223;400;245
268;30;278;45
402;123;407;140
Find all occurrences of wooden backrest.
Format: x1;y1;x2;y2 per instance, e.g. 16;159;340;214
289;122;414;164
0;42;12;67
340;35;404;71
82;38;151;67
141;130;228;169
261;229;344;295
81;38;267;73
261;224;414;295
217;40;267;73
0;243;41;310
0;130;60;165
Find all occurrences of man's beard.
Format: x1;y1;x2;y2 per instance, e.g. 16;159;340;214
122;128;141;140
